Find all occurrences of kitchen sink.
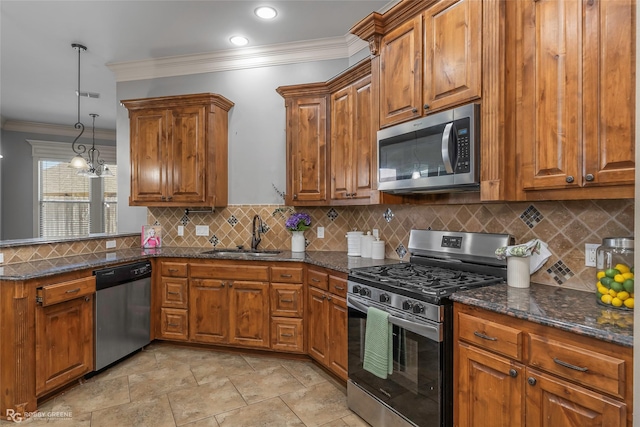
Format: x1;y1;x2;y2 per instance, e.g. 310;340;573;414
201;249;281;257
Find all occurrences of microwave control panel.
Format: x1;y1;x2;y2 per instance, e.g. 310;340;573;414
454;120;471;173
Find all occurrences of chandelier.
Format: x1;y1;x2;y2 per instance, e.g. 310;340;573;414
68;43;111;177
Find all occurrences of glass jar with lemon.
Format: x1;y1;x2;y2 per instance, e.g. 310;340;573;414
596;237;634;310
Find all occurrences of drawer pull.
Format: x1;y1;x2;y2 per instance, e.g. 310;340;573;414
281;333;293;337
168;268;179;272
65;288;81;294
280;274;293;278
167;291;180;295
311;278;321;283
281;299;294;303
553;358;589;372
334;286;345;291
167;323;179;327
473;331;497;341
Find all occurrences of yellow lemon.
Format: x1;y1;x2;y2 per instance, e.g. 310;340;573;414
597;286;609;296
609;288;618;297
624;298;634;309
601;294;613;304
615;264;631;274
614;274;625;283
612;297;623;307
622;272;634;280
597;271;606;279
617;291;630;301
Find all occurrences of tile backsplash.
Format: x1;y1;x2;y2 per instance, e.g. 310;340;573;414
149;200;634;293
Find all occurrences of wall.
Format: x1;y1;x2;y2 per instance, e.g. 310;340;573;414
0;129;114;239
148;199;634;293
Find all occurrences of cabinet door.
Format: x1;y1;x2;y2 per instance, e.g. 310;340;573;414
525;369;626;427
161;277;188;309
159;308;189;341
189;279;228;344
35;295;94;396
518;0;581;190
288;96;328;204
583;0;635;187
327;295;348;381
167;106;208;203
228;281;270;348
423;0;481;112
351;76;375;201
330;85;352;200
456;343;524;427
379;16;423;127
307;286;329;363
271;283;303;318
130;109;167;202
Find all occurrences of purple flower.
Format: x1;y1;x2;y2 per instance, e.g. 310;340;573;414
285;212;312;231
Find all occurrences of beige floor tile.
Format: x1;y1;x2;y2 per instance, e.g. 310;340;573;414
320;414;371;427
179;415;220;427
46;375;130;416
215;397;305;427
241;354;287;371
281;382;352;427
154;345;225;368
229;366;305;404
281;359;331;387
189;352;254;385
90;394;176;427
92;349;159;382
168;378;246;426
129;364;197;402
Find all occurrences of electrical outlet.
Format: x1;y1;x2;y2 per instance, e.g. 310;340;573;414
177;225;184;236
317;226;324;238
373;229;379;238
195;225;209;236
585;243;599;267
0;253;4;264
105;240;116;249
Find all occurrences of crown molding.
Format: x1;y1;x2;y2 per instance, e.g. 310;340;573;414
2;120;115;141
108;36;367;82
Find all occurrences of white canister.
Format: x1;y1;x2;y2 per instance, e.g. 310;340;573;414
346;231;364;256
360;232;374;258
371;239;385;259
507;256;531;288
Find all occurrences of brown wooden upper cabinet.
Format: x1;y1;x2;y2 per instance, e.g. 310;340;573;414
370;0;482;128
516;0;635;200
122;93;234;207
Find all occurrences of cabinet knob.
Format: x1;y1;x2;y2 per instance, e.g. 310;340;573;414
527;377;537;386
161;196;166;200
585;173;594;182
229;282;233;288
327;296;332;301
424;104;430;110
221;282;225;287
293;194;298;199
167;196;173;201
565;176;574;183
321;295;326;300
509;369;518;378
412;108;418;113
84;296;91;302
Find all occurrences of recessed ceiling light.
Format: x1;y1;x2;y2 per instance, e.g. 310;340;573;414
255;6;277;20
230;36;249;46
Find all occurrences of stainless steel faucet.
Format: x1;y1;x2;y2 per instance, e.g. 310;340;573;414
251;215;263;250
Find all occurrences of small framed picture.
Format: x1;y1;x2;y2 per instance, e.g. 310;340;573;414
141;225;162;249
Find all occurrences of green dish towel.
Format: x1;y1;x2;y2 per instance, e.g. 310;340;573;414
363;306;393;379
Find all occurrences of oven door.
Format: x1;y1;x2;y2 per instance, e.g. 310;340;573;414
347;295;450;427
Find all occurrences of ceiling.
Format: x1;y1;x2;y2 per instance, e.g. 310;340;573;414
0;1;391;133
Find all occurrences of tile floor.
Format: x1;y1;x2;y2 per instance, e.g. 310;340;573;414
16;343;370;427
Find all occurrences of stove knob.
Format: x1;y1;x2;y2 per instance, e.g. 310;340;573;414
359;287;371;297
379;293;390;303
352;285;361;294
413;304;425;314
402;300;413;310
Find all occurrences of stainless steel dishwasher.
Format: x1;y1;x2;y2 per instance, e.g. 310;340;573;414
94;261;152;371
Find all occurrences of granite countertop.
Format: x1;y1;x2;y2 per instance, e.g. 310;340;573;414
0;247;400;281
450;282;634;348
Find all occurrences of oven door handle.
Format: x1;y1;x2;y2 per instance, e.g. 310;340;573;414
348;296;443;342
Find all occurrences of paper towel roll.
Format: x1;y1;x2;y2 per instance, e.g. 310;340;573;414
371;240;385;259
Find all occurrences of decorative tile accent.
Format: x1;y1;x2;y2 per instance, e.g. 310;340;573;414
546;260;575;285
209;235;219;246
261;223;270;233
384;208;394;223
395;244;407;259
227;215;238;227
153;220;160;226
327;208;339;221
520;205;543;229
180;215;190;226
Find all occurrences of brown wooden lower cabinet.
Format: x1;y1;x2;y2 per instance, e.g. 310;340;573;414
454;303;632;427
159;307;189;341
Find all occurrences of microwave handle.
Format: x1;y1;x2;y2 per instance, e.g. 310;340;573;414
441;122;455;174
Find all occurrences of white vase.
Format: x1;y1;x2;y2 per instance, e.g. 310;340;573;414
291;231;306;253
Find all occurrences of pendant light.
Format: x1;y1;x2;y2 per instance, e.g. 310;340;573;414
69;43;89;169
77;113;112;178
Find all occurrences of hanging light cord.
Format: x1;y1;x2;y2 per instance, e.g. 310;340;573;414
71;43;87;155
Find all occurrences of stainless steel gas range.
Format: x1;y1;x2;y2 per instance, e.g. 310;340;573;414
346;229;514;427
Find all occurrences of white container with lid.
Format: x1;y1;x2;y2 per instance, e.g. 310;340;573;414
346;231;364;256
360;231;374;258
371;238;385;259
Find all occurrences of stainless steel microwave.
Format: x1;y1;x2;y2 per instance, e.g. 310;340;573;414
377;103;480;194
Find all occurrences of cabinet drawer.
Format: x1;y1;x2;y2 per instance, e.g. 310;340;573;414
528;334;626;399
329;275;347;298
271;266;304;283
458;312;523;360
307;269;329;290
190;263;269;281
271;318;304;353
159;308;189;341
161;277;188;309
271;283;303;317
161;262;188;277
37;276;96;306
